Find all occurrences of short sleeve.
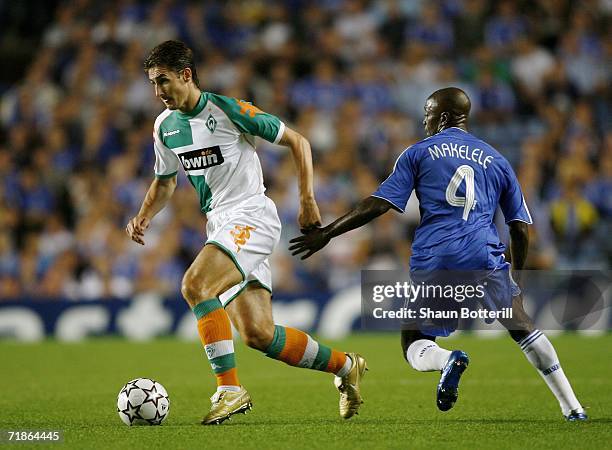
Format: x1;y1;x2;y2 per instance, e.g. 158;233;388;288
499;163;533;224
153;129;179;178
371;148;416;213
208;94;285;143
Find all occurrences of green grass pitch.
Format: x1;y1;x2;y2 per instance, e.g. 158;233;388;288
1;333;609;449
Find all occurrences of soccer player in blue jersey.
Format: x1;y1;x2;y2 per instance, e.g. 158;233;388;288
289;87;587;421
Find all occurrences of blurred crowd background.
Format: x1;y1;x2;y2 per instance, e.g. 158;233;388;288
0;0;609;300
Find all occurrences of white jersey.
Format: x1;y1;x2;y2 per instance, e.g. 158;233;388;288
152;92;285;214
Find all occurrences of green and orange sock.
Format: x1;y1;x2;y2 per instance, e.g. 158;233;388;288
193;298;240;389
264;325;352;377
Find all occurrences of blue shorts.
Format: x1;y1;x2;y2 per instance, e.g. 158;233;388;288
402;266;520;337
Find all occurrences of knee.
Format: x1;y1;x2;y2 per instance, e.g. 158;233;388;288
181;269;232;307
240;323;274;351
401;330;439;368
508;328;530;343
401;331;418;361
502;318;535;343
181;271;203;306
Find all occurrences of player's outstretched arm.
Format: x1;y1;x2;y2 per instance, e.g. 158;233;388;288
126;175;177;245
508;220;529;282
278;126;322;232
289;196;392;259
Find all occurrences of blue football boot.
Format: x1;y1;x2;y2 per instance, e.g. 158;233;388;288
436;350;469;411
565;409;588;421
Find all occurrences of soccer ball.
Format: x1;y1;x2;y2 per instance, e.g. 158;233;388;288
117;378;170;426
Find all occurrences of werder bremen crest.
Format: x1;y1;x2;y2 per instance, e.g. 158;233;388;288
206;114;217;133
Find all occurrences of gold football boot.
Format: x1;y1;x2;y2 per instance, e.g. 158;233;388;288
201;386;252;425
334;353;368;419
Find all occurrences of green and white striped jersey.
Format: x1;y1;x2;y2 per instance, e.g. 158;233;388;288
153;92;285;214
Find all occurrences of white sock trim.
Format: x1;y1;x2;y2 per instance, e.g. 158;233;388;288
519;329;543;350
335;355;353;378
217;385;241;392
204;340;234;360
298;334;319;368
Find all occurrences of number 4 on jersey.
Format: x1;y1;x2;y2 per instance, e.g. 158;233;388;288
446;165;477;221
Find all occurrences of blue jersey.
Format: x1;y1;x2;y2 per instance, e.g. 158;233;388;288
372;127;532;271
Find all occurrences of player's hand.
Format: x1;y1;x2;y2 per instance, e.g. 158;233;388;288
298;197;322;234
289;228;330;260
126;215;150;245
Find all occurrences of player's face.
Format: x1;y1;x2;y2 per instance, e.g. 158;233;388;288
423;98;440;137
148;66;189;110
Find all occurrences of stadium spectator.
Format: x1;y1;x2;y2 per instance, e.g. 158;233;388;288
549;159;601;267
0;0;608;299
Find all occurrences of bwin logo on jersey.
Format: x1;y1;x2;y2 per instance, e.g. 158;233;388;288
178;146;224;170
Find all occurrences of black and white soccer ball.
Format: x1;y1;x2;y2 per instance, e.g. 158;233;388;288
117;378;170;426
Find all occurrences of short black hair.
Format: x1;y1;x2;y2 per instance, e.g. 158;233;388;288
143;40;200;88
428;87;471;117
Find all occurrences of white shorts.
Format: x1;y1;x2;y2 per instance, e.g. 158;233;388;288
205;195;281;307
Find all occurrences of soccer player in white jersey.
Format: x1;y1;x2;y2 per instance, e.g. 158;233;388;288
126;40;367;424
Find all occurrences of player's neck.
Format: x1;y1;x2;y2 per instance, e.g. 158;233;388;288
441;124;468;133
180;88;202;113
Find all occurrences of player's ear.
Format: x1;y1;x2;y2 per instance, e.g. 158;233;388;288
438;111;449;131
182;68;192;83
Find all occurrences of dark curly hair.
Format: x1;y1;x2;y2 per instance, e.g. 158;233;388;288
143;40;200;88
